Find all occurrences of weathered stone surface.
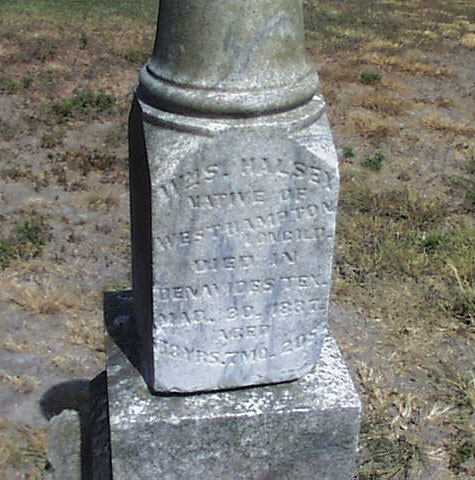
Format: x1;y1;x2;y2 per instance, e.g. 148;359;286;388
46;409;81;480
105;292;362;480
129;0;339;394
138;0;318;116
130;98;339;392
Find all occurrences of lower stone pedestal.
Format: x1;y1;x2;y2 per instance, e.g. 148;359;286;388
105;291;361;480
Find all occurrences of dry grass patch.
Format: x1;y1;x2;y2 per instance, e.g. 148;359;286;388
0;415;46;479
0;263;97;316
83;190;120;213
65;313;104;352
0;370;41;394
318;64;357;84
362;52;450;77
361;38;405;53
349;110;398;139
353;92;407;116
0;337;31;354
460;33;475;48
423;115;475;138
4;279;84;316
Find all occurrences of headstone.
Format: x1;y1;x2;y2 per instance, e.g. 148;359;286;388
47;1;361;478
130;0;339;394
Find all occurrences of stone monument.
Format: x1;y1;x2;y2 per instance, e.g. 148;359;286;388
130;0;338;394
47;1;361;478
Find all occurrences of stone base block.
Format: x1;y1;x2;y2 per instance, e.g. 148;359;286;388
46;410;82;480
105;291;361;480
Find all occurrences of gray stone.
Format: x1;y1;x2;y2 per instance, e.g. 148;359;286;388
105;292;361;480
46;409;81;480
131;103;338;393
130;1;339;394
138;0;318;116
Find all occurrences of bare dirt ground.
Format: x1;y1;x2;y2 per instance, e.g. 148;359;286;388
0;1;474;479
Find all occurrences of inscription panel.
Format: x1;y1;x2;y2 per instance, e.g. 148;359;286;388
150;131;338;392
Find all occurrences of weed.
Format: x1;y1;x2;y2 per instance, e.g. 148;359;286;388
467;188;475;206
446;156;475;210
51;91;116;123
15;217;48;259
7;278;83;316
0;76;17;93
0;76;33;92
32;40;57;62
21;76;33;89
421;233;447;253
450;439;475;474
343;146;356;159
0;216;49;268
39;69;56;89
0;240;18;269
361;151;386;171
359;70;382;85
79;31;88;49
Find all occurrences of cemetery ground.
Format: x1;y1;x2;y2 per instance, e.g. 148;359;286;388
0;0;473;478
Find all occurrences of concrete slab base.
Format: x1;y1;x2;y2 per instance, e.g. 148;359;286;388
105;291;361;480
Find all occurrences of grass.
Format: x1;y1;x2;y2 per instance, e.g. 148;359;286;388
51;90;116;123
361;151;386;171
362;53;449;77
0;75;33;93
359;71;382;85
0;76;18;93
354;92;406;116
0;216;49;269
343;146;356;159
0;0;159;22
124;48;150;64
349;111;396;139
0;415;46;479
53;149;127;177
303;0;400;52
423;115;475;137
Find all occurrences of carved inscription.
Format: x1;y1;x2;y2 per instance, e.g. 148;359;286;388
155;157;335;204
154;327;320;365
154;274;330;302
155;198;336;251
151;132;338;389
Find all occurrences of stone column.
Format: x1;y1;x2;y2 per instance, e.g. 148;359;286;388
130;0;339;394
137;0;318;116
